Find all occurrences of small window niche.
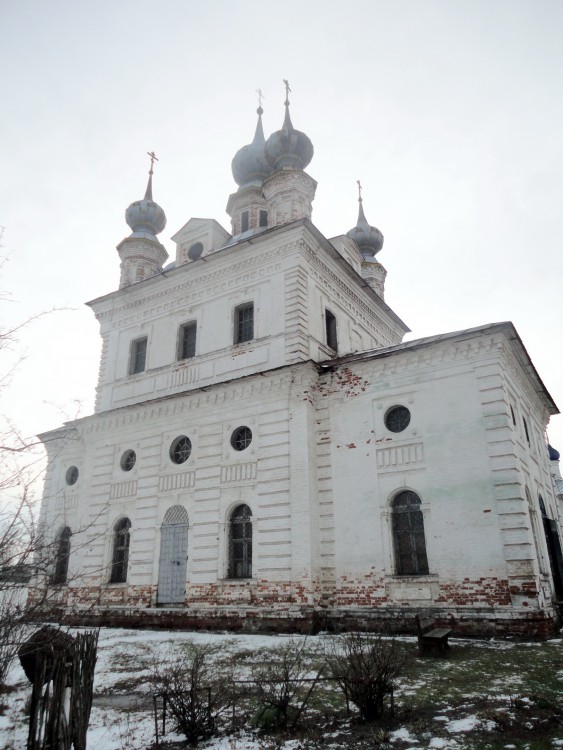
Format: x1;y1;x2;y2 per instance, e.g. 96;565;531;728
234;302;254;344
325;309;338;352
178;321;197;360
241;211;249;233
129;337;148;375
259;210;268;228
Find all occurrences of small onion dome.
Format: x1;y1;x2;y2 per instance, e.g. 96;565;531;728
548;444;560;461
232;106;272;187
265;99;314;171
346;198;384;259
125;172;166;237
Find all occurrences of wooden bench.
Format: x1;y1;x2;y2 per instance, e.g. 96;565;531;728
416;611;452;656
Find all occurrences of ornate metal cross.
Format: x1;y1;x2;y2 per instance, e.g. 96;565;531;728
147;151;159;175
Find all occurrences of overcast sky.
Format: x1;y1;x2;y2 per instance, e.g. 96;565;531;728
2;0;563;455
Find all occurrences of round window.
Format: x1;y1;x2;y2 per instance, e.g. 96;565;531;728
384;405;411;433
231;426;252;451
170;435;192;464
65;466;79;485
120;450;136;471
188;242;203;261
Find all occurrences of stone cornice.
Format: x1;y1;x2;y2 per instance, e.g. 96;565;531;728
92;243;296;328
302;240;401;344
39;362;320;439
334;331;504;384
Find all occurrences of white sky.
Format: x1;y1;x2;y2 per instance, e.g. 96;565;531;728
1;0;563;454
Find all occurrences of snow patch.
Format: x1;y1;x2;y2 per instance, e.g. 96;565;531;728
390;726;418;743
446;715;482;733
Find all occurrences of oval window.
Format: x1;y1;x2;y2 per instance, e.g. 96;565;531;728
65;466;79;485
188;242;203;260
120;450;136;471
231;426;252;451
384;406;411;433
170;436;192;464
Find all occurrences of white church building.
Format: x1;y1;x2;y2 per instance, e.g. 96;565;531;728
36;91;563;637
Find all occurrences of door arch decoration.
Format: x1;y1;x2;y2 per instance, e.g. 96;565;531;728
157;505;188;605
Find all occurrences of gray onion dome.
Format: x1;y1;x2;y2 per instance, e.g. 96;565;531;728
346;197;384;259
232;107;272;187
265;99;314;171
125;172;166;237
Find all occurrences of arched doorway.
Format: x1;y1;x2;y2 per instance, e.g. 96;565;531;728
157;505;188;605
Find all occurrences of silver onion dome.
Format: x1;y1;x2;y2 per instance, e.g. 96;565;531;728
346;183;384;259
265;84;313;171
125;160;166;237
232;106;273;187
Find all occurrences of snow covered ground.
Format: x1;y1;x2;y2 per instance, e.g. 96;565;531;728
0;627;561;749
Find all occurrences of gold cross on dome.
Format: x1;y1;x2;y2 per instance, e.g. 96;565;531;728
147;151;159;175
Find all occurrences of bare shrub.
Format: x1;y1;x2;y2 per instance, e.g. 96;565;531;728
250;639;321;729
325;632;406;721
151;642;234;744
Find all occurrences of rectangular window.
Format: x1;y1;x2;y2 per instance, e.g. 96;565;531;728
241;211;249;232
259;210;268;227
178;321;197;360
129;337;147;374
325;309;337;352
234;302;254;344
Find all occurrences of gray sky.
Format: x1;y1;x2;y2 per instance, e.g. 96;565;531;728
2;0;563;453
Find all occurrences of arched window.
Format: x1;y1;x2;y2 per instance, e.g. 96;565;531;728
392;491;429;576
110;518;131;583
229;504;252;579
52;526;71;585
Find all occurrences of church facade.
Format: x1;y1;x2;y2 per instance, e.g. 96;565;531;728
37;92;563;636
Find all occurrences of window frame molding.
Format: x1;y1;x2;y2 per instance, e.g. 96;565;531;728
177;320;197;361
233;301;254;345
226;503;254;580
51;526;72;586
384;488;431;577
129;336;148;375
109;516;132;584
324;308;338;352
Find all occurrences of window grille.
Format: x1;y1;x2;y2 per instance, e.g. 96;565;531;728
130;337;148;375
392;491;429;576
170;435;192;464
234;303;254;344
229;504;252;579
178;322;197;360
110;518;131;583
120;450;136;471
163;505;189;525
51;527;71;585
259;210;268;227
231;426;252;451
